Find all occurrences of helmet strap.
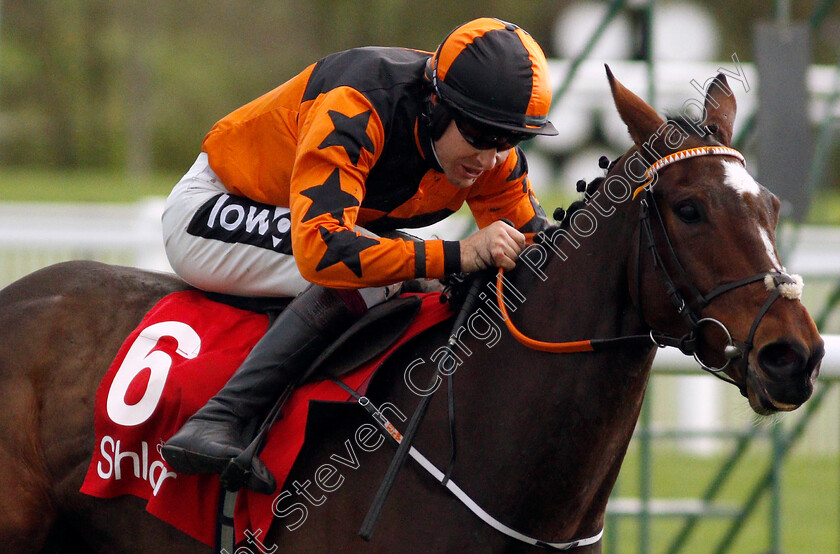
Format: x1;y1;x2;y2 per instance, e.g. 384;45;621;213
421;57;452;142
429;102;452;141
422;94;452;142
416;94;446;172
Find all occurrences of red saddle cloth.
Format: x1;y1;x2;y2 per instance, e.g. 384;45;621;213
80;289;450;546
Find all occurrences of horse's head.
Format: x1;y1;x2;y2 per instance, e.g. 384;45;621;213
606;66;824;414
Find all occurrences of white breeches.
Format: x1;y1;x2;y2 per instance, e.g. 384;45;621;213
161;153;398;307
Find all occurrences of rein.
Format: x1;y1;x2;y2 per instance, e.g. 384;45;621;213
495;269;650;353
497;146;804;384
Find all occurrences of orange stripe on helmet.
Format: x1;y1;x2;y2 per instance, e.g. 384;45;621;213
513;28;553;124
434;17;507;83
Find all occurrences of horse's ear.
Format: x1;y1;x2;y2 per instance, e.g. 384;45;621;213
605;64;665;147
703;73;737;146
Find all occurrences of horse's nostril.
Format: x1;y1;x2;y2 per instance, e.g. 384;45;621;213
806;342;826;377
757;341;808;380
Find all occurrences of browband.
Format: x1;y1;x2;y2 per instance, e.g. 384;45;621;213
632;146;745;199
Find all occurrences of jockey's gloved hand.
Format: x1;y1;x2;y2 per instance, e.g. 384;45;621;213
459;220;526;273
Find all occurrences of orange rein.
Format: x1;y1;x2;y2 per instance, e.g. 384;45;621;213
495;268;595;353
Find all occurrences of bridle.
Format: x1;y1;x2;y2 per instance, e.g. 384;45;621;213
497;146;804;385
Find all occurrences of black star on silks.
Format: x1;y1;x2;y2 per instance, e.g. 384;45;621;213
300;169;360;225
318;110;375;166
316;226;380;277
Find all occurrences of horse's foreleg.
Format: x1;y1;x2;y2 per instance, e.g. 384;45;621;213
0;376;56;551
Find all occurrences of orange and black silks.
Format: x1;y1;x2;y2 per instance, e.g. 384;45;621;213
202;47;548;289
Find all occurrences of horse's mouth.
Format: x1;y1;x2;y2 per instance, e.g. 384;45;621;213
738;338;823;415
746;370;804;415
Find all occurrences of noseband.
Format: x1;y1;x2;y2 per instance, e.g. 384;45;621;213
497;146;804;385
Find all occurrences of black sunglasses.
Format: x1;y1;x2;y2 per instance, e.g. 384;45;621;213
452;113;532;151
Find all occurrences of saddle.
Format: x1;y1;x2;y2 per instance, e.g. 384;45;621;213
307;292;424;381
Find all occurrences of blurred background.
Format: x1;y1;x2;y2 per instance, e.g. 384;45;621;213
0;0;838;185
2;1;840;552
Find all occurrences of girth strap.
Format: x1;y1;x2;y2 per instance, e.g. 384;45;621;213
360;271;487;541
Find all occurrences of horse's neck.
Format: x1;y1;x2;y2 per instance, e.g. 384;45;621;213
517;197;644;339
448;193;654;538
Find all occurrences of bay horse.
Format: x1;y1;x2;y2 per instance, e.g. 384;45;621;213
0;68;823;553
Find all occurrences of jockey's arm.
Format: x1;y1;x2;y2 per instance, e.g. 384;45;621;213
290;91;546;288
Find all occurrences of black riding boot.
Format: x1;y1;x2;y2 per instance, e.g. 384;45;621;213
161;285;365;478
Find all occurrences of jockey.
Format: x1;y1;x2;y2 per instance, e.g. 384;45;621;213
160;17;557;490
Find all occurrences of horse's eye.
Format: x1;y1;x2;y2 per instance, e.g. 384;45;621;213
674;200;703;224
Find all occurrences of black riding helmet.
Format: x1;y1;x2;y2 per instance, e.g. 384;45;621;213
425;18;558;144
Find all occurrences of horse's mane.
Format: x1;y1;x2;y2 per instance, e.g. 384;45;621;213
548;114;715;230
